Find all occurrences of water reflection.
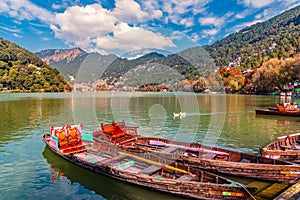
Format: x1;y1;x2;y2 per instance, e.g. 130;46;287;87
50;166;64;184
42;146;185;200
0;97;73;147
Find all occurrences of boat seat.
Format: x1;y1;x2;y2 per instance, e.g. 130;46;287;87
159;146;178;153
140;165;161;175
240;158;250;163
68;129;78;145
280;144;292;150
176;174;195;181
58;132;68;148
113;161;135;170
97;155;125;165
295;145;300;150
200;153;217;159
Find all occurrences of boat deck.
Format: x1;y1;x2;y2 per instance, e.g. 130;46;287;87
273;182;300;200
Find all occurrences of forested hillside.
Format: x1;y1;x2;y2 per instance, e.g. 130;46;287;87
204;5;300;68
0;38;69;92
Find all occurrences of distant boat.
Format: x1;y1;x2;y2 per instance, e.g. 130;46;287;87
255;104;300;117
255;109;300;117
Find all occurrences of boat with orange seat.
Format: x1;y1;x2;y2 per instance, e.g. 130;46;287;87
42;123;257;200
93;121;300;183
255;104;300;117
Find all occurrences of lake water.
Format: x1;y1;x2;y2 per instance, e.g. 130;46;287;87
0;92;299;200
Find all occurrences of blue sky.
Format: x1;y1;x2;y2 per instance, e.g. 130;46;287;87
0;0;299;55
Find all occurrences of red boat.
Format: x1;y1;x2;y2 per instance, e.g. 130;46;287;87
255;104;300;117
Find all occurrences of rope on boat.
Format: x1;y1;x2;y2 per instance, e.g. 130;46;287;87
118;152;190;174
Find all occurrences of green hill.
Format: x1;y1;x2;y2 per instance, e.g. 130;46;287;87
203;5;300;68
0;38;69;92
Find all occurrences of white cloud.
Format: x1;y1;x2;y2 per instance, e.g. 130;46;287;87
112;0;161;24
52;4;64;10
50;3;175;53
51;4;117;42
42;37;50;41
236;13;246;19
0;1;9;13
231;19;263;33
190;33;200;42
0;26;20;33
202;29;219;36
0;0;53;22
240;0;273;8
94;24;175;51
199;17;224;27
13;33;22;38
141;0;212;27
179;18;194;27
238;0;300;8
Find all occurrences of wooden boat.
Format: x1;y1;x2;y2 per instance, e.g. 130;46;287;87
256;104;300;117
42;124;257;200
255;109;300;117
93;120;300;184
261;133;300;163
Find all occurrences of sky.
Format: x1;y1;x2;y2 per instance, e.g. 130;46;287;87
0;0;299;56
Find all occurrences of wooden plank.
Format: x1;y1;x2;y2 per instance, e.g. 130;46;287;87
273;182;300;200
260;183;289;199
96;154;125;165
176;174;195;181
140;165;161;175
200;153;217;159
160;146;178;153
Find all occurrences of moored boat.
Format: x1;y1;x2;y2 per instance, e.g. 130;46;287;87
94;120;300;183
255;109;300;117
255;104;300;117
42;124;257;200
261;133;300;163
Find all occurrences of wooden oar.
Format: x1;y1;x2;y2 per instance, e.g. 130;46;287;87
118;152;191;174
149;140;229;156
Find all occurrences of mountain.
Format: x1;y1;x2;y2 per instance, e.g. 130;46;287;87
101;52;167;79
37;49;201;83
35;5;300;92
36;47;86;64
0;38;69;92
203;5;300;68
37;48;118;82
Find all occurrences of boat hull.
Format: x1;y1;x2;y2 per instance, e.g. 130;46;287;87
94;133;300;183
255;109;300;117
146;137;300;183
42;134;256;200
261;133;300;163
178;155;300;183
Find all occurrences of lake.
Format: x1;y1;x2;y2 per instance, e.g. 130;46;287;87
0;92;299;200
